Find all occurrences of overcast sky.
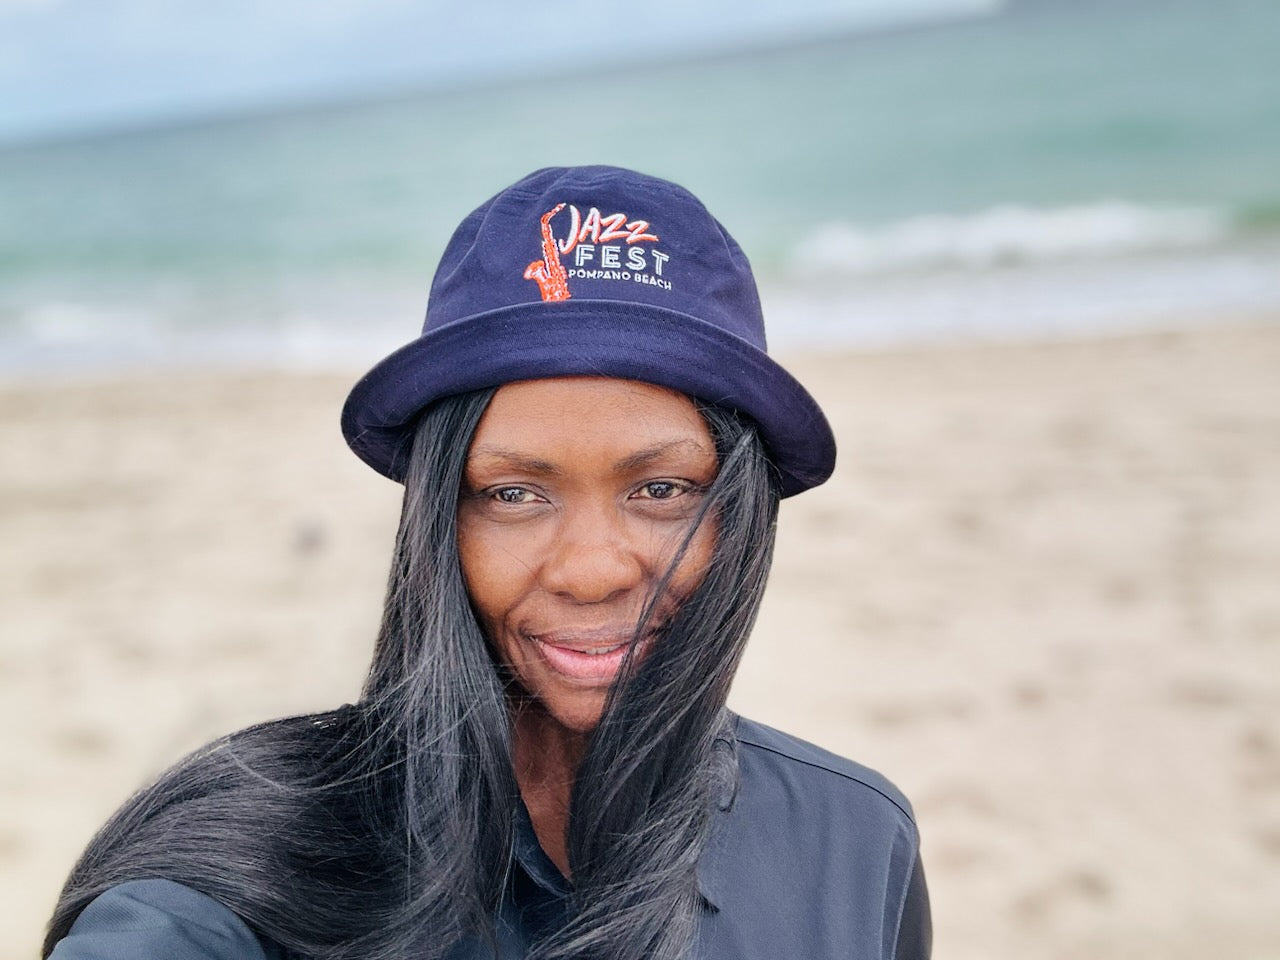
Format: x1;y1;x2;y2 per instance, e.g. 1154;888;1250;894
0;0;1002;142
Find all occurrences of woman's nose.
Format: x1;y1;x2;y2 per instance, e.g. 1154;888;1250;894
539;508;644;604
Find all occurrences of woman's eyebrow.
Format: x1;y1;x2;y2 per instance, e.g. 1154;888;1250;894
613;439;712;473
468;440;710;476
466;447;561;475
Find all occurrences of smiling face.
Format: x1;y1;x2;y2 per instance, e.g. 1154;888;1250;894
457;377;718;737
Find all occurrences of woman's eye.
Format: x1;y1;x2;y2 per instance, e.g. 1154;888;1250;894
635;480;684;500
493;486;536;504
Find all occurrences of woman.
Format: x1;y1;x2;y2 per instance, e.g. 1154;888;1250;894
44;166;931;960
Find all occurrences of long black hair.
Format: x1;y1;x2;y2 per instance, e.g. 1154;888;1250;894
44;385;780;960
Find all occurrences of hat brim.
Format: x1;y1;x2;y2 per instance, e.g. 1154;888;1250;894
341;299;835;498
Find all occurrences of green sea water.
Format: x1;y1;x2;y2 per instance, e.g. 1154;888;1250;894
1;0;1277;371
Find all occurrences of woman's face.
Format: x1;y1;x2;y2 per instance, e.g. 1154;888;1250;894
457;377;718;736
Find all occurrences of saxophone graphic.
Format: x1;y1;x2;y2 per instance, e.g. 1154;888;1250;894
523;203;572;302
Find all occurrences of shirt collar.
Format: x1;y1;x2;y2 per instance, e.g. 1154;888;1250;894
511;797;572;898
694;716;741;912
511;725;740;914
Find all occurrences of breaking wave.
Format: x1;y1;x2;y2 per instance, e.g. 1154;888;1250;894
787;202;1233;277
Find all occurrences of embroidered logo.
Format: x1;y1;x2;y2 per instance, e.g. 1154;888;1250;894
524;203;572;302
524;204;671;302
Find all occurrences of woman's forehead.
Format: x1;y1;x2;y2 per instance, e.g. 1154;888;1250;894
467;377;715;464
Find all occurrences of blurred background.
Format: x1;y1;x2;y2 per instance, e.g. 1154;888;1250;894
2;1;1278;958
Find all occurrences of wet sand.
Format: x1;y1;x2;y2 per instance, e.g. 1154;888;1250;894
3;320;1279;959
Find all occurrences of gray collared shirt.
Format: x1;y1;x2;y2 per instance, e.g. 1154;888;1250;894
50;717;930;960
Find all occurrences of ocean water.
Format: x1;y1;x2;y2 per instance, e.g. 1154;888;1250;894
1;0;1278;374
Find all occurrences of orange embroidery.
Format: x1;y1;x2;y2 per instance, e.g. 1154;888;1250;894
524;203;572;302
557;206;660;255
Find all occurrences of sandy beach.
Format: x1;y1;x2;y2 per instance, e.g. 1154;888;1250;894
3;319;1278;959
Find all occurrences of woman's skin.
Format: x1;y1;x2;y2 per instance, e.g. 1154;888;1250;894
457;377;718;875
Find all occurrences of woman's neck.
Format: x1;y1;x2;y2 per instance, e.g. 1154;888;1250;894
511;706;589;877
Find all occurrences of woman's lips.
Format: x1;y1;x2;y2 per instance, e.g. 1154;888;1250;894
527;630;648;685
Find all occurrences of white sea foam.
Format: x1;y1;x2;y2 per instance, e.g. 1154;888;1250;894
0;296;414;378
788;202;1232;277
765;243;1280;349
19;300;147;343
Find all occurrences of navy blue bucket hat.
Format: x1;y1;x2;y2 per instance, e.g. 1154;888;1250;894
341;165;836;497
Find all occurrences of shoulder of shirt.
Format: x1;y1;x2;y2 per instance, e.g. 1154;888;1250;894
731;714;918;826
50;878;284;960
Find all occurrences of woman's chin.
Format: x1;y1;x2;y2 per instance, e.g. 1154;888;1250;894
546;695;608;737
514;690;609;740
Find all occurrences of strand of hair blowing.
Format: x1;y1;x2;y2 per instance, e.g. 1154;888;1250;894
357;384;520;957
44;389;512;960
531;405;781;960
